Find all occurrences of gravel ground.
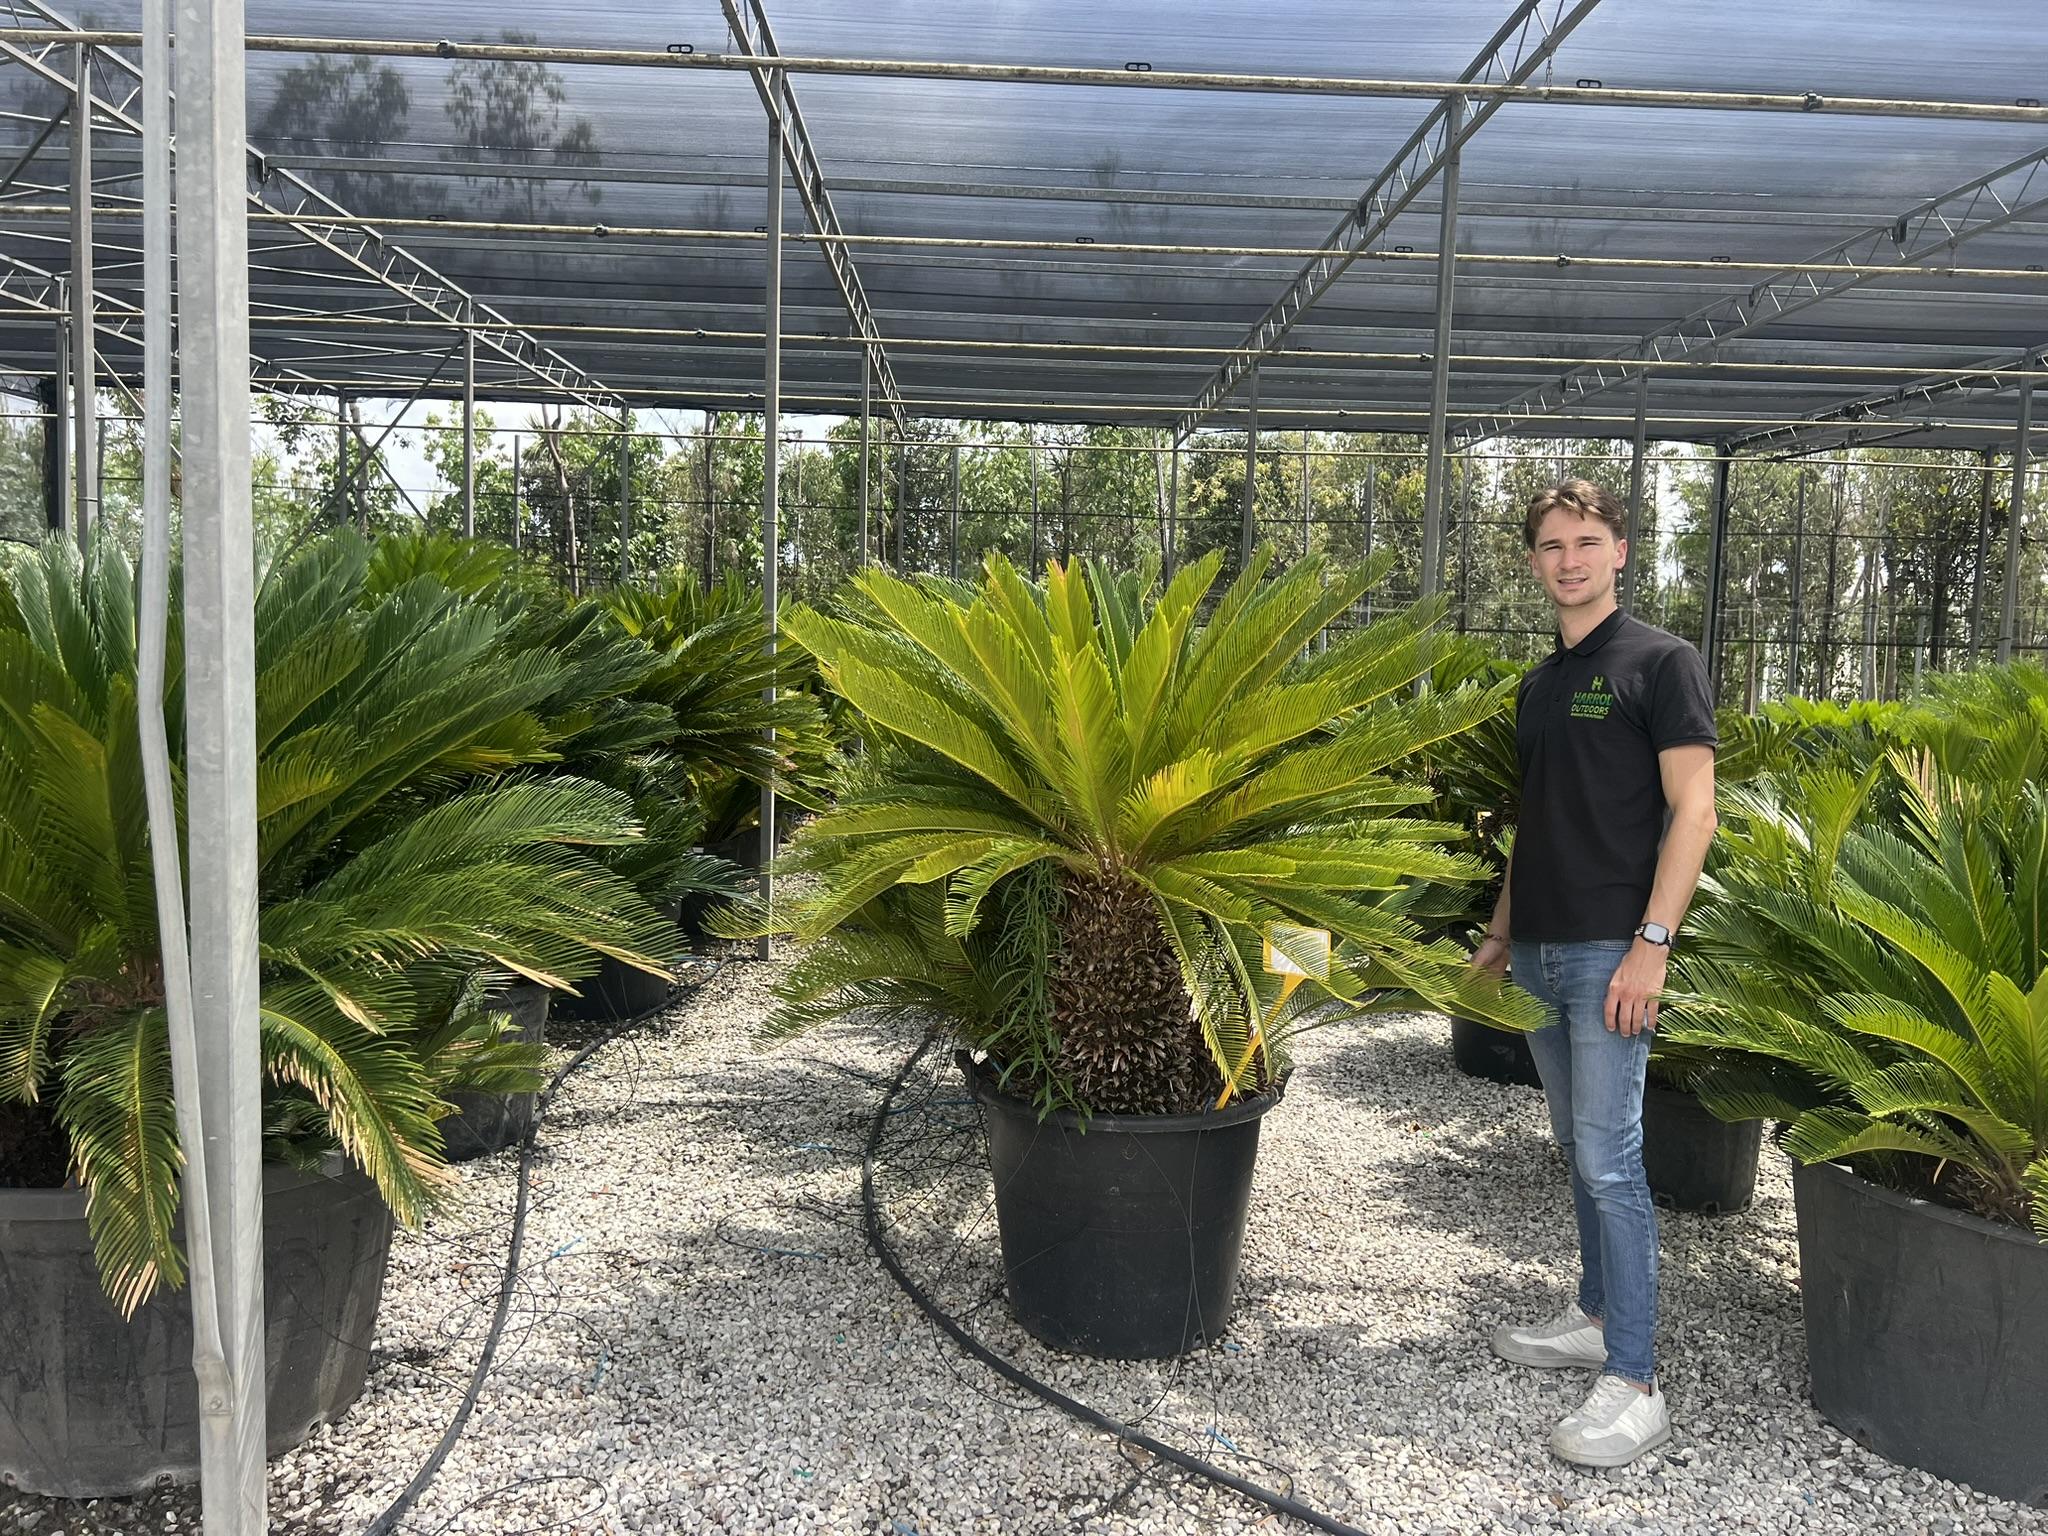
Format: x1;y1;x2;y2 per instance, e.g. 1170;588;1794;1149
6;946;2046;1536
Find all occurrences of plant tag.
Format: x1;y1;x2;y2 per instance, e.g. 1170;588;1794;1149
1263;923;1331;981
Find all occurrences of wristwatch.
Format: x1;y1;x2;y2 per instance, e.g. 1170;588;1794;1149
1635;921;1673;948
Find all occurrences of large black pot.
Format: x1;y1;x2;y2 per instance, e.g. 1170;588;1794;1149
1641;1084;1762;1215
1449;1015;1541;1088
961;1053;1275;1360
1793;1158;2048;1505
0;1159;393;1498
441;982;550;1162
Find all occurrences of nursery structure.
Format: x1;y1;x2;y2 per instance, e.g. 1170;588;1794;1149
2;1;2048;1530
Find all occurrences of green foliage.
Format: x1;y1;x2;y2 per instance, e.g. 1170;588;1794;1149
1664;667;2048;1237
750;547;1541;1116
0;529;677;1309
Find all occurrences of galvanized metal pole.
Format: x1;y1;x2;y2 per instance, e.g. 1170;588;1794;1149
172;0;267;1525
1361;457;1376;623
1458;452;1474;631
1788;469;1808;689
460;311;475;537
1419;93;1465;596
1028;432;1040;573
1702;449;1732;690
758;74;783;958
69;42;98;548
894;435;906;571
1969;449;1993;655
1622;372;1649;608
1241;366;1259;568
949;438;960;578
49;307;71;532
856;347;870;566
1165;436;1179;577
511;430;522;548
1299;437;1310;559
617;419;632;580
1999;358;2034;664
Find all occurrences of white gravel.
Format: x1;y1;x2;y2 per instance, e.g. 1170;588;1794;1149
8;945;2047;1536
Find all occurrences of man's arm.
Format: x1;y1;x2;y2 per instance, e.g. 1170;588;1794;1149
1469;848;1513;977
1604;744;1717;1035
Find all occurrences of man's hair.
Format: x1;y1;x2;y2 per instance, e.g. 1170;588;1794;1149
1523;478;1628;549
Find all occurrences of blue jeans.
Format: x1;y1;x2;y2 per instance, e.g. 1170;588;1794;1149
1511;939;1659;1385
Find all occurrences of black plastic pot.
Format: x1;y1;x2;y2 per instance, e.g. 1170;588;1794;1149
1793;1158;2048;1505
555;955;671;1021
0;1159;393;1498
961;1053;1276;1360
1449;1015;1541;1088
441;982;550;1162
1640;1083;1762;1215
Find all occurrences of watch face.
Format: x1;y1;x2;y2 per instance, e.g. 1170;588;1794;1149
1639;923;1671;945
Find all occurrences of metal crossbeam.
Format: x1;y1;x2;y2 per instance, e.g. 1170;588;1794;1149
1172;0;1603;443
2;0;622;413
719;0;908;435
1457;145;2048;442
1725;343;2048;456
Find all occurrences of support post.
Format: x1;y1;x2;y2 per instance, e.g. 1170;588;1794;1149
1969;449;1994;654
894;436;907;571
758;74;783;959
1458;453;1474;631
511;430;522;549
1789;470;1808;690
1362;456;1376;623
1702;449;1732;693
1999;358;2034;664
69;42;97;549
38;375;64;530
1622;372;1648;608
172;0;267;1525
856;348;870;566
1419;92;1464;597
1028;432;1040;573
1299;438;1310;559
460;312;475;537
949;438;960;579
617;420;632;581
1165;436;1178;577
1240;367;1259;568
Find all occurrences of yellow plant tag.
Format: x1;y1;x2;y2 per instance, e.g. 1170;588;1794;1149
1263;923;1331;981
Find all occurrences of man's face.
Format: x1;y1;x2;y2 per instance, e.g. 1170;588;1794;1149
1527;508;1626;612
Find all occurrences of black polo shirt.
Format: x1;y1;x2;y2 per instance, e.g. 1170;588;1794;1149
1511;608;1717;942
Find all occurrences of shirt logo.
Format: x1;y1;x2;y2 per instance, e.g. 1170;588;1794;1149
1570;675;1613;720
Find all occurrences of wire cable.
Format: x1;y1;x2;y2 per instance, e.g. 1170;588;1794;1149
861;1030;1373;1536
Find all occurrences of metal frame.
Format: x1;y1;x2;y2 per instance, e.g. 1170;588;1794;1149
718;0;908;438
2;0;625;413
1174;0;1603;443
1459;146;2048;442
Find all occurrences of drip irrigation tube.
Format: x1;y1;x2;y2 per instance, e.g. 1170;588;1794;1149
860;1031;1372;1536
362;969;716;1536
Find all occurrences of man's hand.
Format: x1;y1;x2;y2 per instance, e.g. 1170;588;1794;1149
1605;939;1668;1035
1470;932;1510;978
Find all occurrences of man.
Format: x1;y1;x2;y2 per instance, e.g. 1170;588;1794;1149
1469;478;1719;1469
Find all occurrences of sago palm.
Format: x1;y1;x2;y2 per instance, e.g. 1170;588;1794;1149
1663;719;2048;1237
758;548;1539;1116
0;530;676;1310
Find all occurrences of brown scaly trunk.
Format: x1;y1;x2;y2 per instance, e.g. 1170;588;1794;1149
1047;872;1219;1115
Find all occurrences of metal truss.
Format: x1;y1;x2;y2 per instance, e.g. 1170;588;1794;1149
1456;145;2048;442
1;0;623;412
1725;343;2048;457
1171;0;1605;443
719;0;909;434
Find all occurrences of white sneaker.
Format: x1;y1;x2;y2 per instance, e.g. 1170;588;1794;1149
1551;1373;1672;1468
1490;1302;1606;1369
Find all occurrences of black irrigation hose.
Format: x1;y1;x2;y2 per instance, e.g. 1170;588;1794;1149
861;1032;1373;1536
362;969;720;1536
